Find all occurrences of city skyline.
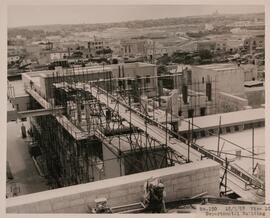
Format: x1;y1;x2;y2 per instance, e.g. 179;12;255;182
8;5;264;28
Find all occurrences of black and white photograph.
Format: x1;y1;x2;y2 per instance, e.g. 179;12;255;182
3;0;268;215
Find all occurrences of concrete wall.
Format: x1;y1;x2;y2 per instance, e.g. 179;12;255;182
111;63;158;97
241;64;258;81
179;94;215;118
120;40;148;56
6;159;219;214
102;143;125;179
245;87;265;108
216;92;249;113
9;95;30;112
40;70;111;99
192;65;245;96
24;63;157;100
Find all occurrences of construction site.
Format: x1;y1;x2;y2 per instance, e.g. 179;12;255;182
6;62;265;213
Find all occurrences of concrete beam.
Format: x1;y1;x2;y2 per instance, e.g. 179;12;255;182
17;107;64;119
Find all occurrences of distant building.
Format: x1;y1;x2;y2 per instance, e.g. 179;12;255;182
179;39;243;54
228;21;265;30
215;40;227;53
189;40;215;52
7;38;26;46
45;35;62;42
226;39;243;53
243;35;265;53
88;38;108;56
49;50;69;60
230;28;248;34
8;55;21;65
205;24;214;31
25;45;43;61
8;45;25;57
39;41;53;51
177;41;198;52
120;39;148;57
240;64;258;81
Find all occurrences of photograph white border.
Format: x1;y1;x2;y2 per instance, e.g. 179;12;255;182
1;0;269;217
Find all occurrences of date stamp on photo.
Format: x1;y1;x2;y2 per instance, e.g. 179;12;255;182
197;205;270;217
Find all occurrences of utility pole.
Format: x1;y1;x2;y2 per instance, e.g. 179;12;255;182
191;115;194;143
165;109;168;148
145;118;148;149
225;157;228;195
188;120;190;163
252;127;255;175
153;99;155;121
170;98;173;127
217;116;221;156
129;94;132;143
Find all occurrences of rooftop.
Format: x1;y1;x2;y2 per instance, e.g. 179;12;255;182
8;80;27;97
24;62;155;79
244;80;264;88
197;127;265;174
193;63;239;71
37;66;112;78
110;62;156;69
179;108;264;131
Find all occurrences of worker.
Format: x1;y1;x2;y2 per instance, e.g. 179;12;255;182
96;203;109;213
21;123;27;138
30;80;33;89
157;182;167;213
148;182;166;213
89;198;112;214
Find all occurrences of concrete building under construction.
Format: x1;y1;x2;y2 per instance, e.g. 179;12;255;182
7;62;265;213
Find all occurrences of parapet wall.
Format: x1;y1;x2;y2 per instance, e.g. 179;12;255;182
216;91;249;113
6;159;219;214
245;88;265;108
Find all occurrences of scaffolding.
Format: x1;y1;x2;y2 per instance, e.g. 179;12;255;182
27;69;189;188
25;65;264;196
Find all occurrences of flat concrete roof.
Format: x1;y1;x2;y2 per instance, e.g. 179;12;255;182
40;66;112;78
110;62;156;69
197;127;264;173
244;80;264;87
8;80;28;97
7;121;49;196
179;108;264;131
32;62;155;79
193;63;238;71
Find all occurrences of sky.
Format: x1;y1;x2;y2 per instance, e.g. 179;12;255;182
8;5;265;28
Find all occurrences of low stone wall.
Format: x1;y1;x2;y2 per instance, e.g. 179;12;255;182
6;159;219;214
